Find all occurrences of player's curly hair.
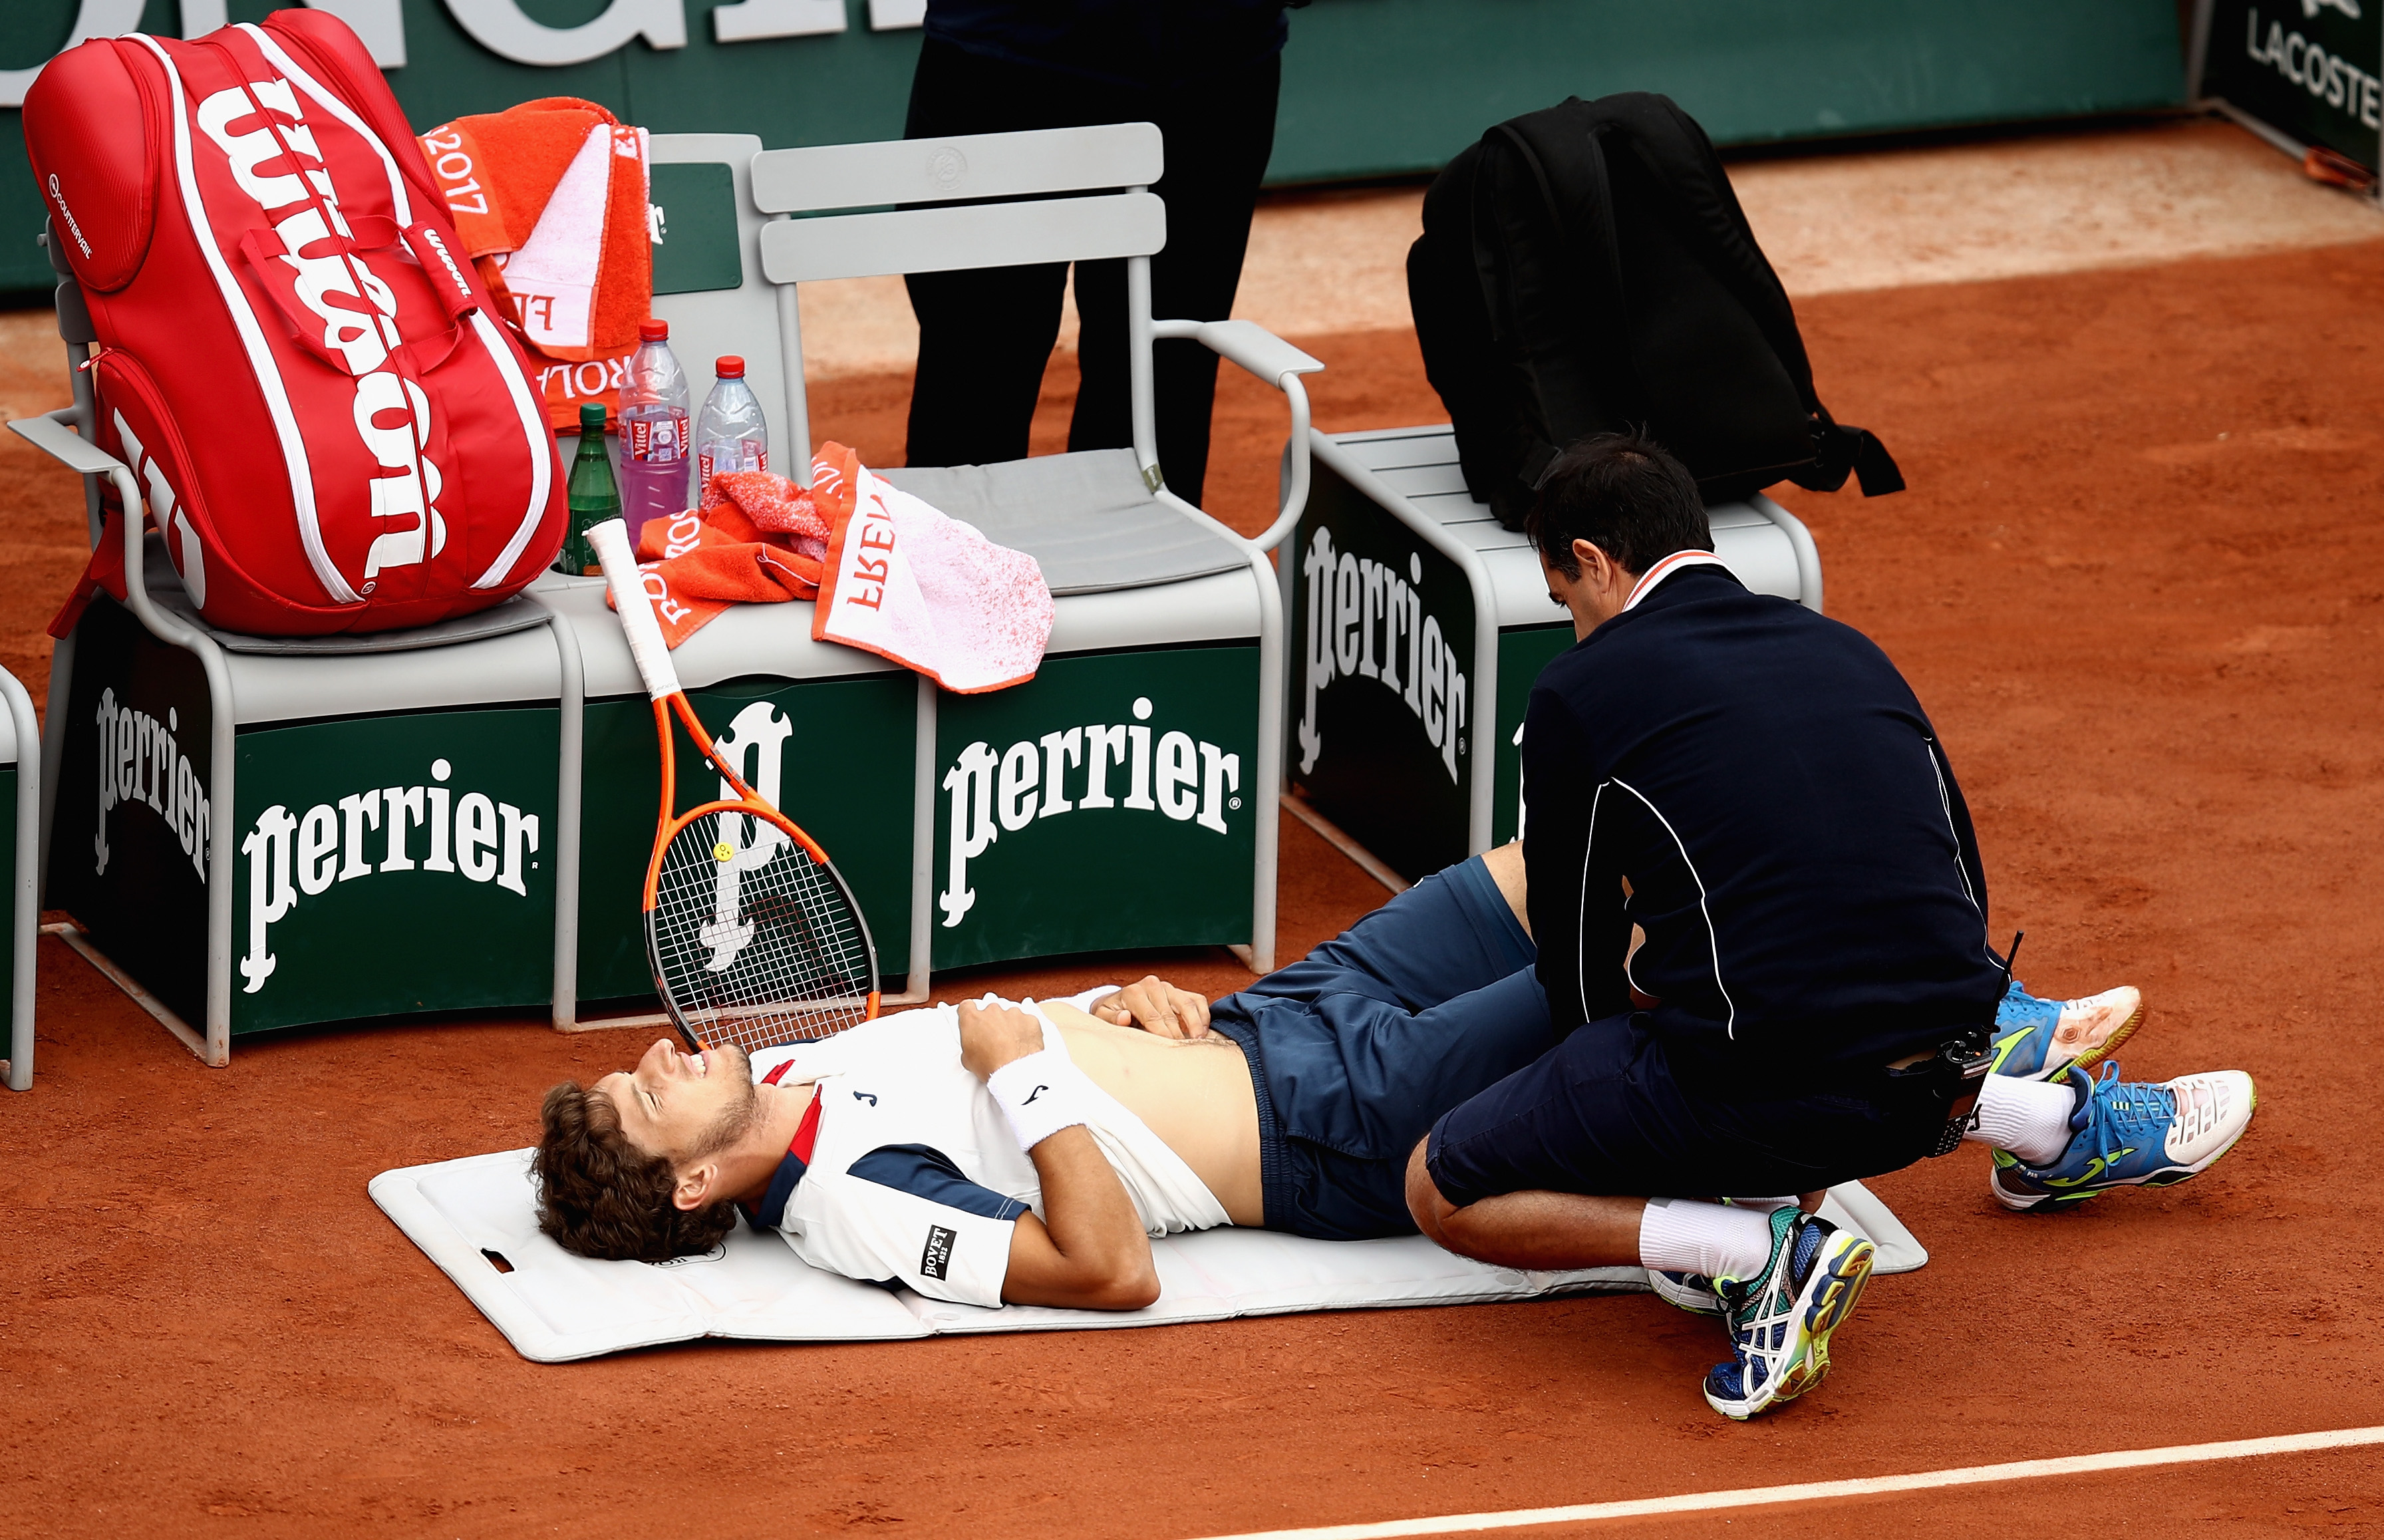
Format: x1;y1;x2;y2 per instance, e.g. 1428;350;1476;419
533;1081;740;1262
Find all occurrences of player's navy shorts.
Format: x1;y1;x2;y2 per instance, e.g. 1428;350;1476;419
1207;855;1557;1241
1210;855;1950;1238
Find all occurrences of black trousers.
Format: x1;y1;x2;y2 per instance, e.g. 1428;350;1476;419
901;38;1282;508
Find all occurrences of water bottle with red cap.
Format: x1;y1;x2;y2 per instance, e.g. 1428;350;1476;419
618;318;690;546
693;354;769;489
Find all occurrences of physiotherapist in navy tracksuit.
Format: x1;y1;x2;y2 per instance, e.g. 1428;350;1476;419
1405;430;2008;1256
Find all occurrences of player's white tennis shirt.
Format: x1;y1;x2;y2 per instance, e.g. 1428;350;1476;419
742;990;1229;1308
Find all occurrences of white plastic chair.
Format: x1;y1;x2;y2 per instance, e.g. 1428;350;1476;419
730;122;1323;973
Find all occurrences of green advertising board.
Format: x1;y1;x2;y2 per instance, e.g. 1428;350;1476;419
2192;0;2383;172
231;704;563;1032
1;0;2187;295
575;672;918;1004
47;592;926;1034
931;645;1257;972
1288;472;1478;883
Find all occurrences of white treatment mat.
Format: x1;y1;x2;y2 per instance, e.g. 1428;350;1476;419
371;1151;1928;1363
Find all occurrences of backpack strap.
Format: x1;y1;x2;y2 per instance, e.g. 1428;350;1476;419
1791;402;1906;496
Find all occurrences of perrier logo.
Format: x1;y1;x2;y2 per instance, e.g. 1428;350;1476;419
939;695;1241;929
238;757;543;994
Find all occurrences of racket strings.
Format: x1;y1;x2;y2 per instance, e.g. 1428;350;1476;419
650;810;875;1058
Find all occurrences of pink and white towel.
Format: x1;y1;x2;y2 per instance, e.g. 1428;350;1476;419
809;442;1054;693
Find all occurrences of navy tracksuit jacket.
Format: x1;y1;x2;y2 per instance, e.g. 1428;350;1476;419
1523;564;2006;1083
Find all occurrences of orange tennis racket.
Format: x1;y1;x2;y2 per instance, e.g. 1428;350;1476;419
588;518;880;1056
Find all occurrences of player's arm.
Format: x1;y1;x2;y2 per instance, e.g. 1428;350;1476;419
1002;1128;1160;1310
957;1001;1160;1311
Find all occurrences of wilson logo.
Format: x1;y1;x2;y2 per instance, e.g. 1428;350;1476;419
196;77;446;587
1298;528;1469;784
939;697;1241;929
406;222;476;312
238;759;542;994
92;687;208;886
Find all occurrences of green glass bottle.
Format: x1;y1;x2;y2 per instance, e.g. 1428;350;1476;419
559;401;620;575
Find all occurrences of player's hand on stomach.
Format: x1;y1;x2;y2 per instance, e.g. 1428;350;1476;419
1091;975;1211;1040
959;1000;1049;1080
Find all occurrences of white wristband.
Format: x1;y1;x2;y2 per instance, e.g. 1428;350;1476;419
985;1048;1092;1152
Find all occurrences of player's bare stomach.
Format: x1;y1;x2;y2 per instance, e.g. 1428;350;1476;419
1044;1004;1265;1227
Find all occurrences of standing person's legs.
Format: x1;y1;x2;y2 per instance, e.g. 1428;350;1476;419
1070;54;1280;506
901;41;1121;468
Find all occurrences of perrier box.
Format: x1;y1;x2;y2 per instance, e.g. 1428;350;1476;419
47;581;922;1037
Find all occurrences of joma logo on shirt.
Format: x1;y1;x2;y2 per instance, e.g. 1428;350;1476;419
938;696;1243;929
920;1224;957;1281
237;759;542;994
1297;526;1469;786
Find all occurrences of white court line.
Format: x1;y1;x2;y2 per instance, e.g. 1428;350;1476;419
1184;1426;2384;1540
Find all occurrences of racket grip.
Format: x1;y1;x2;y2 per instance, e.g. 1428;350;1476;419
587;518;681;702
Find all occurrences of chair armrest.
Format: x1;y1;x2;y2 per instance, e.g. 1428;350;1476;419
9;410;124;478
1149;320;1320;551
1151;318;1322;388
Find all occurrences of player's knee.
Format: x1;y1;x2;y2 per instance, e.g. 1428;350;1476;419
1404;1138;1454;1245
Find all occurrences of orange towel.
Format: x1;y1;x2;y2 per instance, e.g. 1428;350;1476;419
616;473;827;646
609;451;1053;694
417;97;652;428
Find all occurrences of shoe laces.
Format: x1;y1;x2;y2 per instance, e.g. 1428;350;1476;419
2077;1062;2175;1154
1719;1211;1810;1348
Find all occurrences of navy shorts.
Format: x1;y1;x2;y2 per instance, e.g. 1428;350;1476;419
1423;1012;1949;1208
1208;856;1557;1241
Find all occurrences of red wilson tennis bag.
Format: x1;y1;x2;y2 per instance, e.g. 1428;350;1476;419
23;9;566;637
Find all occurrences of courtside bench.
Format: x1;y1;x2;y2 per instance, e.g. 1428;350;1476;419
1287;426;1824;882
0;665;37;1090
15;124;1312;1061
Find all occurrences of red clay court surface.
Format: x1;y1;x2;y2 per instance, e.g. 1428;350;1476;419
5;239;2384;1536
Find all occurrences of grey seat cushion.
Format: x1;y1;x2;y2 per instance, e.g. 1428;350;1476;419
140;549;554;655
880;449;1249;596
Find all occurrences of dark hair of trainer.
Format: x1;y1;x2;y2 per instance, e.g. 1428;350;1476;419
533;1080;740;1262
1526;430;1712;578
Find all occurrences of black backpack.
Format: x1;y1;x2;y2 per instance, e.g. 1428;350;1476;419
1408;92;1904;529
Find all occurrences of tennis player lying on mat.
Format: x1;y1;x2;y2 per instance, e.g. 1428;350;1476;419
532;846;2250;1360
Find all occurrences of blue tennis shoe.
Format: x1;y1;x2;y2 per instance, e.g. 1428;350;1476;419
1990;1061;2257;1213
1989;979;2144;1082
1648;1269;1724;1316
1702;1208;1875;1420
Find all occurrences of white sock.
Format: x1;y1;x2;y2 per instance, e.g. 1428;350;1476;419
1638;1198;1777;1281
1966;1074;2077;1166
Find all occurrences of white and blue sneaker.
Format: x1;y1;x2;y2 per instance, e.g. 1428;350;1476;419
1989;979;2144;1082
1648;1269;1725;1316
1990;1062;2257;1213
1702;1208;1875;1420
1648;1197;1795;1316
